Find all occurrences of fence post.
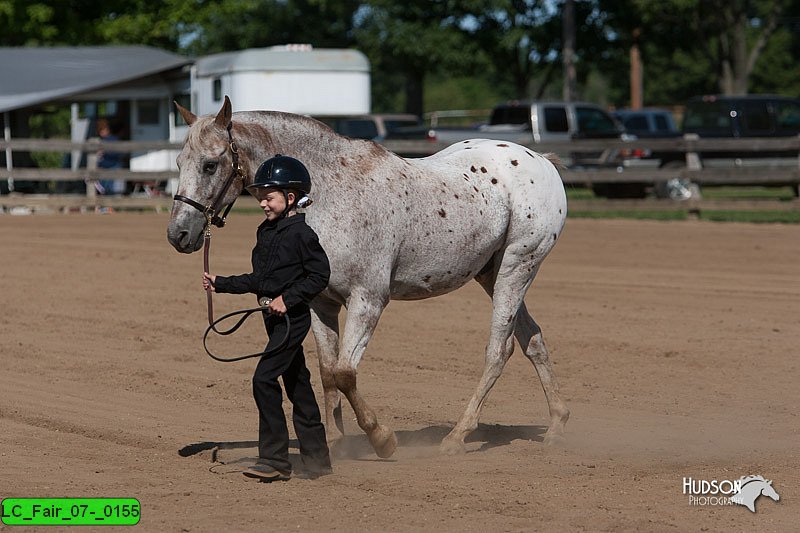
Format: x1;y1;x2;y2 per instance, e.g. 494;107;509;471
796;134;800;198
86;149;97;201
683;133;701;171
3;111;13;193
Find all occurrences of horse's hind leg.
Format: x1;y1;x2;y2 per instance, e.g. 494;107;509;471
439;252;530;456
334;290;398;458
310;298;345;447
514;302;569;445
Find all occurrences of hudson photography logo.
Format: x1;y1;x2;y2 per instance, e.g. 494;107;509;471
683;475;780;512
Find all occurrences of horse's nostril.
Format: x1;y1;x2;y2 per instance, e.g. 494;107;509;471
178;230;190;247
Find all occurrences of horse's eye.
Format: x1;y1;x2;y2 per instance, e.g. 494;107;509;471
203;161;218;174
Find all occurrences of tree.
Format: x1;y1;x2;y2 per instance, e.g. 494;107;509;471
0;0;190;50
634;0;785;96
181;0;360;55
355;1;483;116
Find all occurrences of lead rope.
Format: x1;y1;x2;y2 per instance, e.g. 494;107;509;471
202;214;290;363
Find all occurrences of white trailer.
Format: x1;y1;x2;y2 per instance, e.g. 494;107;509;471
138;44;370;193
191;44;371;117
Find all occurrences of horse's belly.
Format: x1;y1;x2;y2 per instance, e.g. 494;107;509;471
389;212;506;300
389;257;490;300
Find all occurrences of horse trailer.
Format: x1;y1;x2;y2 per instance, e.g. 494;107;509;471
190;44;371;118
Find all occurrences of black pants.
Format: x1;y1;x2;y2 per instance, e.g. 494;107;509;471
252;307;330;473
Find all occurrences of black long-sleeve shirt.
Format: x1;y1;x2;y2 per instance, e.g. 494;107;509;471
214;214;330;310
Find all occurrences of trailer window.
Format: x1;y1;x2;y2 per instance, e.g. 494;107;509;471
213;78;222;102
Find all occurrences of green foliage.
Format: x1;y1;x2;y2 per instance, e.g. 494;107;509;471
700;210;800;223
28;105;71;168
182;0;360;55
2;0;800;115
424;75;507;114
568;209;689;220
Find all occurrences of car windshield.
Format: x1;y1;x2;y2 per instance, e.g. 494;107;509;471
489;106;530;126
683;101;732;133
384;119;420;131
576;107;619;135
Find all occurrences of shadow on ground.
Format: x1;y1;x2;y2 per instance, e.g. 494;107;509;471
179;423;547;461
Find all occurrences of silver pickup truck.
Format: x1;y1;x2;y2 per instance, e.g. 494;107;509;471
387;100;631;169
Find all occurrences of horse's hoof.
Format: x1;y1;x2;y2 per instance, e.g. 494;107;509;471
543;432;566;447
327;435;346;459
369;425;397;458
439;437;466;456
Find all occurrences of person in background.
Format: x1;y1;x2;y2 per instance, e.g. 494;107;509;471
96;118;124;195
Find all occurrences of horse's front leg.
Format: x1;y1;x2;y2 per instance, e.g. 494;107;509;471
310;298;344;448
334;289;397;458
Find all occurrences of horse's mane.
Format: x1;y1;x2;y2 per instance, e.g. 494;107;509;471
185;110;337;148
739;475;768;486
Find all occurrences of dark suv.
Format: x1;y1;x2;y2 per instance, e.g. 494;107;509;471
681;94;800;139
657;94;800;169
611;95;800;199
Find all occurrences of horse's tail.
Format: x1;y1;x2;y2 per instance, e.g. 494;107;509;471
542;152;565;171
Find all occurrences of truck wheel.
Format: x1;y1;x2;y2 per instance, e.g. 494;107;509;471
655;161;701;200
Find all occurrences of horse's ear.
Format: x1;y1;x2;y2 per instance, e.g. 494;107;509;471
174;101;197;126
215;95;232;129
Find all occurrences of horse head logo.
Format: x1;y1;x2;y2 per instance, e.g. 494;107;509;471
730;475;780;513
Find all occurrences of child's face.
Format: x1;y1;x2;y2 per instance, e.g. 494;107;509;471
253;188;294;221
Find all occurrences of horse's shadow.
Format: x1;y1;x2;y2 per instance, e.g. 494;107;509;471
178;423;546;462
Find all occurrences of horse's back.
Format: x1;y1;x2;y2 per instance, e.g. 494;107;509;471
385;140;566;299
419;139;567;241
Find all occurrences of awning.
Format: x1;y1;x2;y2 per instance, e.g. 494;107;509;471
0;46;192;113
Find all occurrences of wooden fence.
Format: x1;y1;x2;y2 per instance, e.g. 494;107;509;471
1;135;798;212
381;135;800;188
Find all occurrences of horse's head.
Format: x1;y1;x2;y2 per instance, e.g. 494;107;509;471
761;479;780;502
167;96;246;253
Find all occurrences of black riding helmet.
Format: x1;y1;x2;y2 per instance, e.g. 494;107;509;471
246;155;312;218
247;155;311;193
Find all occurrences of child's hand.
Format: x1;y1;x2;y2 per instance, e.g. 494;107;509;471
268;295;287;316
203;272;216;291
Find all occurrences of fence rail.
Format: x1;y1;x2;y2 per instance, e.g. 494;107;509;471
2;135;799;196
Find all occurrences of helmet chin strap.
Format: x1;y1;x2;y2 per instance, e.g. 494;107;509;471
278;190;298;220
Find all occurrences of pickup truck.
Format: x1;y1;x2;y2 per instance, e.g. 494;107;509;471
390;100;625;148
386;100;643;195
315;113;421;142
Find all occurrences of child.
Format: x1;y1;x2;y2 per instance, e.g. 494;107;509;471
202;155;332;482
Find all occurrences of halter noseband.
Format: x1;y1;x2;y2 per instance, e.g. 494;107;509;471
173;121;244;230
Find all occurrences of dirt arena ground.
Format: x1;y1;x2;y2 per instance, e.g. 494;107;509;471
1;212;798;532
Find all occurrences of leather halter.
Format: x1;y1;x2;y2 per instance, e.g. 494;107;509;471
173;121;244;229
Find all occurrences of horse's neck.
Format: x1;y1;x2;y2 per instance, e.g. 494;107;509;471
237;112;353;189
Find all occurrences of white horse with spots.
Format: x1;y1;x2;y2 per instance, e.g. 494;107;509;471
167;97;569;457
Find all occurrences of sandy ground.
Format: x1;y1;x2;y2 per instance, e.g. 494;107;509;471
1;212;798;532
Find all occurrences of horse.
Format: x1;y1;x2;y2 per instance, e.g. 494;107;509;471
167;96;570;458
731;475;780;512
